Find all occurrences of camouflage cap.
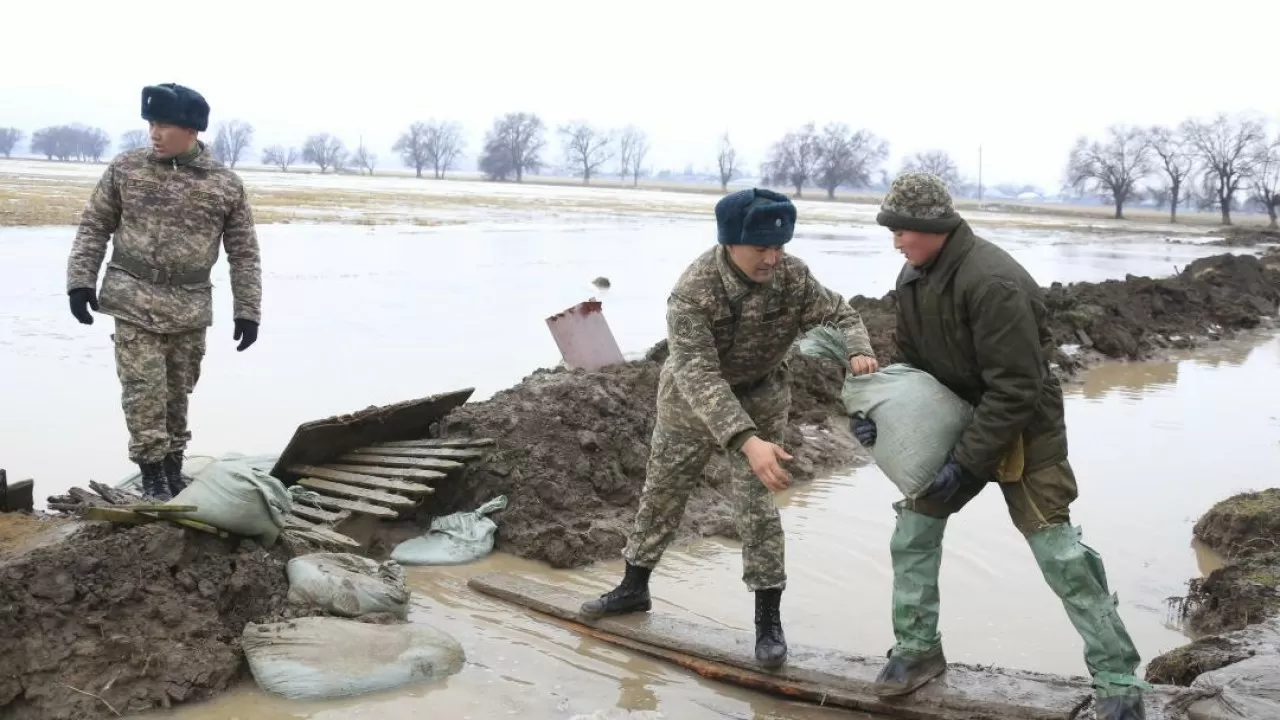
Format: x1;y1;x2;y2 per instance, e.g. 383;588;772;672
876;172;962;233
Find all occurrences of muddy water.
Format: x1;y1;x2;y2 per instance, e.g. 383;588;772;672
2;221;1278;718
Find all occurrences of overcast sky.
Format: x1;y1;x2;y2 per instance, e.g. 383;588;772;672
2;0;1276;190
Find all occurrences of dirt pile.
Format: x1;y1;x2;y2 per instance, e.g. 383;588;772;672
846;251;1280;376
431;343;861;569
1145;489;1280;685
1207;226;1280;247
0;522;292;719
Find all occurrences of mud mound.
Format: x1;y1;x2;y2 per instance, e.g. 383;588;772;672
0;522;291;719
845;251;1280;373
1194;489;1280;560
433;344;862;569
1208;226;1280;247
0;513;66;555
1178;552;1280;638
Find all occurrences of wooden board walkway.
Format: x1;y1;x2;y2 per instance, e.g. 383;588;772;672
269;388;496;526
467;573;1185;720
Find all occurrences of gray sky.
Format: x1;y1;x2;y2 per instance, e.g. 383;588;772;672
3;0;1276;190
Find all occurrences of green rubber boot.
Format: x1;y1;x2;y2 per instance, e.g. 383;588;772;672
1026;524;1151;716
873;507;949;696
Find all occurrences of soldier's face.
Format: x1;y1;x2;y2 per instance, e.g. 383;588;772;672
728;244;785;282
893;229;947;267
149;121;197;159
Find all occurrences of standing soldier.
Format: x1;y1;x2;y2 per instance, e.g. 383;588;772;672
852;172;1147;719
580;188;879;669
66;83;263;501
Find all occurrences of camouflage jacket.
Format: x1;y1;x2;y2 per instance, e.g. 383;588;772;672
66;142;262;334
661;245;873;450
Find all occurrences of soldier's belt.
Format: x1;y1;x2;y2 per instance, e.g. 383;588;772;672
109;248;211;286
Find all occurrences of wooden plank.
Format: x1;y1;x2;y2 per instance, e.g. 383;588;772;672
289;464;434;496
300;492;400;519
348;445;487;461
284;526;363;550
324;463;446;483
84;507;156;525
297;477;417;508
465;573;1180;720
338;453;463;471
376;437;495;448
118;504;198;513
289;503;349;525
270;388;475;484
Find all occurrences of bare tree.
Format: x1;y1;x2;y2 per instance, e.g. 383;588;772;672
0;127;25;158
30;124;109;162
815;123;889;199
261;145;299;172
716;132;741;191
211;120;254;169
302;133;346;173
1144;126;1196;223
559;122;613;184
425;121;464;179
119;129;149;152
616;126;646;183
1065;125;1151;219
479;112;546;182
900;150;960;189
1181;113;1267;225
763;122;823;197
351;141;378;175
393;122;431;178
1245;133;1280;228
629;132;649;186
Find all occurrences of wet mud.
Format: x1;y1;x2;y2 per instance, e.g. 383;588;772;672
428;343;860;570
1145;489;1280;686
0;522;293;719
427;250;1280;571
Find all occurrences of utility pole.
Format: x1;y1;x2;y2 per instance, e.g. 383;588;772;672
978;144;984;205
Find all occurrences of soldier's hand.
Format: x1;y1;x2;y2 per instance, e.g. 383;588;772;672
849;354;879;375
742;436;792;492
233;318;259;351
68;288;99;325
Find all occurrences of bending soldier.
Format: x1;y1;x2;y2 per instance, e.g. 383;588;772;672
65;83;263;501
851;172;1147;720
581;188;879;669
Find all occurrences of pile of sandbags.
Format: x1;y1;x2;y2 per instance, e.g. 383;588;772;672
1176;654;1280;720
244;552;465;700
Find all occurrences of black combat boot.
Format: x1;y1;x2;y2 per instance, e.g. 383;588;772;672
1095;690;1146;720
754;588;787;669
580;562;652;618
872;645;947;696
138;461;171;502
162;452;188;496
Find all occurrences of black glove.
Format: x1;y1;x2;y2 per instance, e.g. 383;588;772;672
924;456;978;505
849;412;877;447
68;288;99;324
233;318;258;351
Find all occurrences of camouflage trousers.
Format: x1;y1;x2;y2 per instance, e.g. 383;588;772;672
111;319;207;464
624;368;790;592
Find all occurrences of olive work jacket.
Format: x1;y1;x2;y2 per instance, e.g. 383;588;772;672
891;221;1068;479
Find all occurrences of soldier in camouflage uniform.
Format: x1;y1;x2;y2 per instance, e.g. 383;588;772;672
66;83;262;501
851;172;1147;720
580;187;878;669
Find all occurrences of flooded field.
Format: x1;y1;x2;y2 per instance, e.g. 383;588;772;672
144;334;1279;720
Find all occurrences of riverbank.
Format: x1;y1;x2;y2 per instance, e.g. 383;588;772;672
1144;489;1280;687
421;248;1280;569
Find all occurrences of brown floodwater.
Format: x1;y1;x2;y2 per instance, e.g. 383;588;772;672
3;222;1277;718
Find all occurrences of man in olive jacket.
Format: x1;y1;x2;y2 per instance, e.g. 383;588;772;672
851;173;1147;720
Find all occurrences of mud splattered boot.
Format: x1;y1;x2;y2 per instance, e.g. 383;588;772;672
754;588;787;669
873;645;947;696
1094;690;1146;720
162;452;188;497
138;461;171;502
580;562;652;618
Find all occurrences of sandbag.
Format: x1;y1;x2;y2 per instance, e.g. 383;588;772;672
391;495;508;566
1184;655;1280;720
127;454;291;546
799;327;971;498
286;553;410;620
242;616;465;700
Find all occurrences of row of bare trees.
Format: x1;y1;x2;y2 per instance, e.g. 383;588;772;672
1066;113;1279;226
473;112;651;185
